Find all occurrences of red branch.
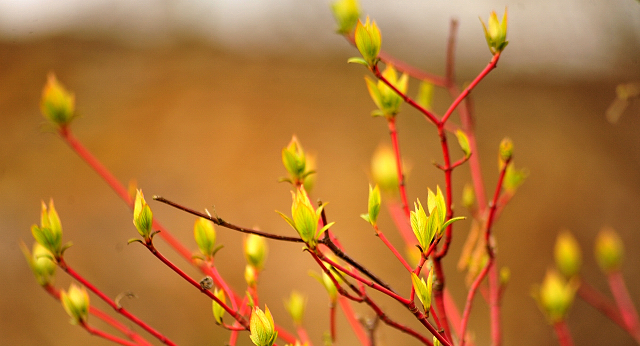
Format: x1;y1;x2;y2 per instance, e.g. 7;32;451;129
57;258;178;346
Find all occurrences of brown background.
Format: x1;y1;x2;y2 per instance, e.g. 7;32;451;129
2;5;640;346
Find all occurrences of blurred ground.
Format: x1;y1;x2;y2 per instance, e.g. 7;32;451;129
1;27;640;346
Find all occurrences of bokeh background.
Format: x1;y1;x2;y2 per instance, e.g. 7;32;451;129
2;0;640;345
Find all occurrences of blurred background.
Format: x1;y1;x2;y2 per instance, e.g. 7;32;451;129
2;0;640;345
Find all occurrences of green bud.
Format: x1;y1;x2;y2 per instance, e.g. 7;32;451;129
411;269;433;312
31;199;65;258
61;283;90;325
277;186;334;249
284;291;307;326
330;0;360;34
461;183;475;210
498;137;513;166
371;145;400;193
309;270;338;302
595;227;624;274
281;136;313;186
455;130;471;158
21;242;56;286
245;234;268;271
500;266;511;286
133;190;153;240
554;230;582;278
433;337;442;346
349;16;381;67
302;153;317;194
427;187;446;230
365;64;408;119
40;73;76;128
480;9;508;55
212;288;226;324
245;265;258;287
194;217;217;259
360;184;381;226
534;269;577;324
249;305;278;346
410;199;432;252
503;162;527;192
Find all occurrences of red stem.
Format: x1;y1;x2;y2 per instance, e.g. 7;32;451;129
373;66;440;125
609;271;640;338
296;325;312;346
577;281;630;335
374;224;412;272
387;118;411;219
59;127;244;308
338;296;370;345
318;253;409;305
144;242;249;329
459;258;492;346
441;53;500;124
81;322;140;346
432;260;453;344
44;285;152;346
365;296;433;346
58;258;178;346
553;321;575;346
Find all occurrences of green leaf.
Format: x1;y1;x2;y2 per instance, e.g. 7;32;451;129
347;57;369;66
455;130;471;158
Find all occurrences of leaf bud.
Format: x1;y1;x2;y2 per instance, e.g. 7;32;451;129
360;184;381;226
498;137;513;167
411;269;433;312
245;265;258;287
595;227;624;274
309;270;338;302
194;217;217;259
277;186;333;249
282;136;312;186
455;130;471;158
350;16;381;67
330;0;360;34
249;305;278;346
480;9;508;54
365;64;408;119
554;230;582;278
284;291;307;326
461;183;475;210
60;283;90;325
133;190;153;240
212;288;226;324
40;73;76;128
31;199;64;258
21;242;56;286
245;233;268;271
371;145;400;193
534;269;577;323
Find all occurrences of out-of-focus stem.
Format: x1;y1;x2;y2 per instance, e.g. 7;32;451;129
609;271;640;341
459;258;492;346
577;281;629;335
387;118;411;219
553;321;575;346
338;296;370;345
